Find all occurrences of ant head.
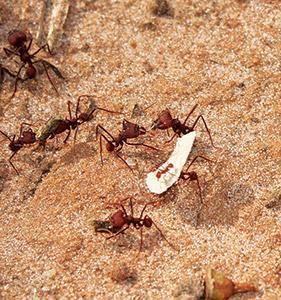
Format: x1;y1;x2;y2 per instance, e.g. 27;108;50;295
122;120;146;138
22;129;36;143
106;141;115;152
8;30;27;48
143;216;153;228
111;210;126;228
152;109;173;130
26;65;36;78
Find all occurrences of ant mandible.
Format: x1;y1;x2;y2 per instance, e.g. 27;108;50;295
101;197;174;252
96;120;158;171
0;123;36;174
152;104;215;147
4;29;64;98
37;95;121;146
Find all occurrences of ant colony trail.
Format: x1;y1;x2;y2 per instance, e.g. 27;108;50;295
146;131;196;194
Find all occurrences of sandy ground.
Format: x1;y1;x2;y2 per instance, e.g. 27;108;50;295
0;0;280;299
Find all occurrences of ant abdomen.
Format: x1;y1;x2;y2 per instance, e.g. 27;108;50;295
26;65;36;78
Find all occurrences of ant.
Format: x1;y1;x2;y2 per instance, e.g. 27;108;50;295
152;104;215;147
4;29;64;98
37;95;121;146
156;163;174;179
96;120;158;171
0;123;36;175
101;197;174;252
179;155;212;224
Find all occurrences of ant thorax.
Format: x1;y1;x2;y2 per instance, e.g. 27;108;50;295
9;142;21;152
171;118;189;136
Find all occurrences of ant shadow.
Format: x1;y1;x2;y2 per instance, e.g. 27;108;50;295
103;228;171;254
153;155;256;229
59;142;97;166
173;176;256;228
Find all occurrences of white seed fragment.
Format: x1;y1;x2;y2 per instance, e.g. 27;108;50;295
146;131;196;194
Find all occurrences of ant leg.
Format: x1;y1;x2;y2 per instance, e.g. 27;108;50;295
96;124;116;140
115;152;134;173
63;130;71;143
182;103;198;125
39;60;59;94
32;60;58;93
97;131;115;164
3;47;20;57
106;225;130;240
67;101;73;119
165;132;177;144
31;43;52;56
191;115;215;147
94;106;122;115
75;96;84;119
129;197;134;217
184;155;212;173
120;204;129;217
139;227;144;252
151;219;175;249
194;176;203;225
11;63;25;98
181;172;203;213
73;127;79;143
9;151;19;175
0;68;3;84
125;141;158;151
1;67;16;79
0;130;12;142
40;60;64;79
166;128;171;137
76;95;121;121
105;196;131;210
26;38;33;52
139;204;148;219
98;134;105;165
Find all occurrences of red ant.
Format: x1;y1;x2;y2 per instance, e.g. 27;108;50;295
4;29;64;98
179;155;212;224
152;104;215;147
96;120;158;171
0;123;36;175
102;197;174;252
156;163;174;179
38;95;121;146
